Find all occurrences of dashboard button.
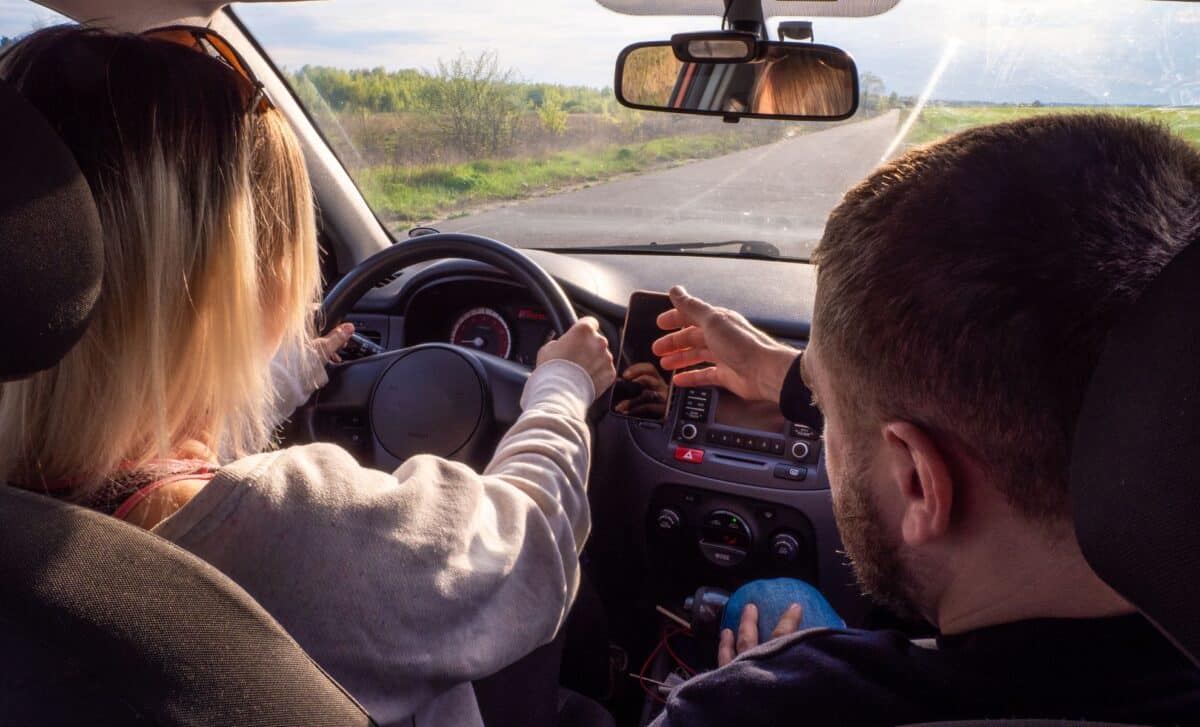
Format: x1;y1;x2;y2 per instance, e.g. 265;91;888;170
699;542;748;567
674;446;705;464
791;423;819;439
790;441;811;461
773;463;807;481
770;439;785;455
679;423;699;441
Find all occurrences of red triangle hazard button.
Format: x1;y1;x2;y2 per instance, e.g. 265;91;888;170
674;447;705;464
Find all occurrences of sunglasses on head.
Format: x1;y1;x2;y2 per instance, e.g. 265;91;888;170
141;25;273;114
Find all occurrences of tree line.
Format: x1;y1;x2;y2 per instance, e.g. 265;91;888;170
291;54;611;116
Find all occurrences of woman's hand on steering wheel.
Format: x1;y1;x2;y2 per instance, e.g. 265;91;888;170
536;317;616;400
315;322;355;364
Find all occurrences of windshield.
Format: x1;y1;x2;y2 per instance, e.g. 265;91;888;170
234;0;1200;261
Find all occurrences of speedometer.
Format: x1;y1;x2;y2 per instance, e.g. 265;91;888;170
450;308;513;358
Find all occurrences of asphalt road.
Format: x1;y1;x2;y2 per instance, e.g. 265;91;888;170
438;109;901;257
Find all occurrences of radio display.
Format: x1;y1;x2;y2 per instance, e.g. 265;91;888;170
712;389;787;434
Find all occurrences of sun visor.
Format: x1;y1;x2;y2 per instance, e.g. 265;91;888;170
596;0;900;18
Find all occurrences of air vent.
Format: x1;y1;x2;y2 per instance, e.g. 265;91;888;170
374;271;402;289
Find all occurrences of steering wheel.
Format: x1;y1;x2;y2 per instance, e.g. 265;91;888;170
303;233;577;470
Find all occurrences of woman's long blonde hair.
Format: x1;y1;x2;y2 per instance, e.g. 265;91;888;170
751;51;854;117
0;26;320;490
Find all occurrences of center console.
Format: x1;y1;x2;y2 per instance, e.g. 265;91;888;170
628;383;825;586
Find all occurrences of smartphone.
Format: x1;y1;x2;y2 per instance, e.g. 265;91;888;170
610;291;675;421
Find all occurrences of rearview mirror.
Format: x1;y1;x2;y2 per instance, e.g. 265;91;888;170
615;40;859;121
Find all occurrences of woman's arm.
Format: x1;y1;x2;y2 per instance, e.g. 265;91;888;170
154;321;613;724
266;324;354;424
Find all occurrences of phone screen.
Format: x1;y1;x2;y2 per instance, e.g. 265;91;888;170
610;291;675;421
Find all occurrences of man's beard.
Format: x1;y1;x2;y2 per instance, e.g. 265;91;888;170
832;453;925;622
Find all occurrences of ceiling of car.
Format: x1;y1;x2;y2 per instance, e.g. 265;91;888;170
38;0;901;32
596;0;900;17
33;0;296;32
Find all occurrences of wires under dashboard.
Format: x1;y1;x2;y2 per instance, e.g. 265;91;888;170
635;624;698;704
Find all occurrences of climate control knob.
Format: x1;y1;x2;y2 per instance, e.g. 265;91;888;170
770;531;802;562
655;507;682;533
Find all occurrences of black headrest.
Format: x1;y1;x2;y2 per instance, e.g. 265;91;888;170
1070;240;1200;667
0;78;103;381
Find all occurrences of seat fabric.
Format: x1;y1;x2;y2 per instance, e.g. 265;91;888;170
0;485;376;726
1070;241;1200;668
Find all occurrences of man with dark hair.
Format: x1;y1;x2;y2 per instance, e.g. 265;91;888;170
649;114;1200;725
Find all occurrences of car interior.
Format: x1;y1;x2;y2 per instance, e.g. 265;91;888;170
2;0;1199;725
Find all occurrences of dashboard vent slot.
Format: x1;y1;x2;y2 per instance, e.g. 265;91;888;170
374;271;402;289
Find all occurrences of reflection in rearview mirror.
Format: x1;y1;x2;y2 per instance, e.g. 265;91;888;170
616;41;859;121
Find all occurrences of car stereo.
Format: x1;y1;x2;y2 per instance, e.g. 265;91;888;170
626;381;823;490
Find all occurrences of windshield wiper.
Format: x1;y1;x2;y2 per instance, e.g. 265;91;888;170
536;240;783;260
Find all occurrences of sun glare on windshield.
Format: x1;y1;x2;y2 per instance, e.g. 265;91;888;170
223;0;1200;260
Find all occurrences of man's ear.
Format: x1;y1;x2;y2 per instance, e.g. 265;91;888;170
880;421;955;546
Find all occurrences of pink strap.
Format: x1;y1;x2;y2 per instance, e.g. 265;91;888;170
112;471;215;522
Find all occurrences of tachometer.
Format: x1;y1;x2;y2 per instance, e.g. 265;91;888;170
450;307;513;358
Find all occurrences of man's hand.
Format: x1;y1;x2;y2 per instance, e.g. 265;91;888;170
315;322;355;364
537;317;617;400
717;602;804;667
652;286;799;402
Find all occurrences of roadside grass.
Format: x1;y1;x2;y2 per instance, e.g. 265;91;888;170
354;132;770;227
907;105;1200;148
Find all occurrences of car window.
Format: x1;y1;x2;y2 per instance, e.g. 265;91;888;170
0;0;70;46
233;1;1196;260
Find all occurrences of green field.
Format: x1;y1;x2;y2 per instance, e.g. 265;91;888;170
356;132;770;225
352;102;1200;229
906;105;1200;148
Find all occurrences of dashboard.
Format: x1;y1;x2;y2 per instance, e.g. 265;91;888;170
311;249;871;627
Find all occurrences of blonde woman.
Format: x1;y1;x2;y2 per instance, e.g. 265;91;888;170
0;26;615;727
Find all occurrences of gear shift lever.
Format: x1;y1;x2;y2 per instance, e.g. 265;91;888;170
683;586;731;636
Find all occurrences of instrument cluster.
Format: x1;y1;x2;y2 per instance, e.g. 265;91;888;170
403;279;554;367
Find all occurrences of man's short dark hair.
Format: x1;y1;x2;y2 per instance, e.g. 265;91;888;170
813;113;1200;521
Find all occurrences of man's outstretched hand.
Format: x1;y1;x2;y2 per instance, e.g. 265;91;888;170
652;286;799;403
717;602;804;667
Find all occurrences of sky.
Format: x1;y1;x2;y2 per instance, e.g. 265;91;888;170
4;0;1200;105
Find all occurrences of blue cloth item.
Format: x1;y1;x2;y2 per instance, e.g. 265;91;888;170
720;578;845;635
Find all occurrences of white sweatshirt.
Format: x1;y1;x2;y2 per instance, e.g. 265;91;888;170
154;359;596;727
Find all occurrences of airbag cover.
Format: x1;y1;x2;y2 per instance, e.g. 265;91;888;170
370;348;484;460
